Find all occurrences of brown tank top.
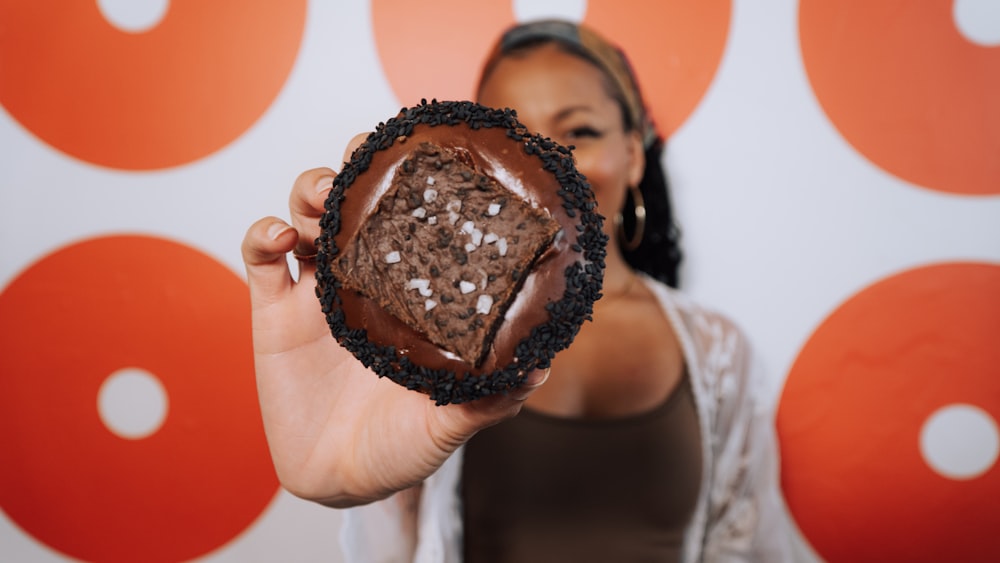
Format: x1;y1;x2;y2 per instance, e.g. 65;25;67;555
461;371;702;563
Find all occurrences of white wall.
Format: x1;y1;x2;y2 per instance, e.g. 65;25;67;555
1;1;997;561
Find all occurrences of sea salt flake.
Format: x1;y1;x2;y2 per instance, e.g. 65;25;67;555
476;294;494;315
408;278;433;297
459;281;476;294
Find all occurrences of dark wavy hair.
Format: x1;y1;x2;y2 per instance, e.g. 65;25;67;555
621;139;682;288
477;22;683;288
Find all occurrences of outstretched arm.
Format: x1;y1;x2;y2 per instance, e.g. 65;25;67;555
241;163;546;508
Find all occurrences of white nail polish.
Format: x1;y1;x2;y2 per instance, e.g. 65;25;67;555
267;222;292;241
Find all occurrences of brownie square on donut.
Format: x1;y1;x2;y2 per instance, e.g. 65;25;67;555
332;141;560;366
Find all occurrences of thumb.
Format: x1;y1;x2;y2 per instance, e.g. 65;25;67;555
242;216;298;307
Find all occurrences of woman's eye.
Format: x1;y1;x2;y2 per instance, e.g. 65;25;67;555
566;126;602;140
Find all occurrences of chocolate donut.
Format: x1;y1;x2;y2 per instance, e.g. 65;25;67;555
316;100;606;405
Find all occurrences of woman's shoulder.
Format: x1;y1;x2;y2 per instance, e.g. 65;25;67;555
641;277;760;410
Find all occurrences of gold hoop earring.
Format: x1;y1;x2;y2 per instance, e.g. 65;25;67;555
615;185;646;251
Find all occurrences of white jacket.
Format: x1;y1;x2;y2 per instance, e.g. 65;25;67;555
340;279;797;562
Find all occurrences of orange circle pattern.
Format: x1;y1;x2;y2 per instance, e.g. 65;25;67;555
2;3;995;561
777;262;1000;562
799;0;1000;195
371;0;730;138
0;236;278;563
0;0;306;171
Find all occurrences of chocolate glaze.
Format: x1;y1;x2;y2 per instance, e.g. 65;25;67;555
336;126;578;375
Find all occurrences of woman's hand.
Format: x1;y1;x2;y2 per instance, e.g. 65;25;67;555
241;162;547;508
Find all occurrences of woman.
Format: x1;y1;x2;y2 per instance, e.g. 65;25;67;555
242;20;793;562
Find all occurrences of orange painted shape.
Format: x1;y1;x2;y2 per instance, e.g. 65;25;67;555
777;262;1000;562
800;0;1000;195
0;236;278;563
583;0;730;138
371;0;515;107
0;1;306;170
371;0;730;138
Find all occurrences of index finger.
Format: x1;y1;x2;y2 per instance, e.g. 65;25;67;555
289;167;336;257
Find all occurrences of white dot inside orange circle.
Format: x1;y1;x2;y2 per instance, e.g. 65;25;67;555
513;0;587;24
98;367;169;439
920;404;999;480
97;0;170;33
953;0;1000;47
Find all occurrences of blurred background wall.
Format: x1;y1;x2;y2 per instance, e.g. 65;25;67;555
1;1;998;561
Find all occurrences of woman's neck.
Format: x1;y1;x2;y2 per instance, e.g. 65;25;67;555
599;244;640;303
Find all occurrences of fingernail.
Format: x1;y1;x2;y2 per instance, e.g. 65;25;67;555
316;175;335;194
267;222;293;241
530;368;551;388
510;368;550;401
